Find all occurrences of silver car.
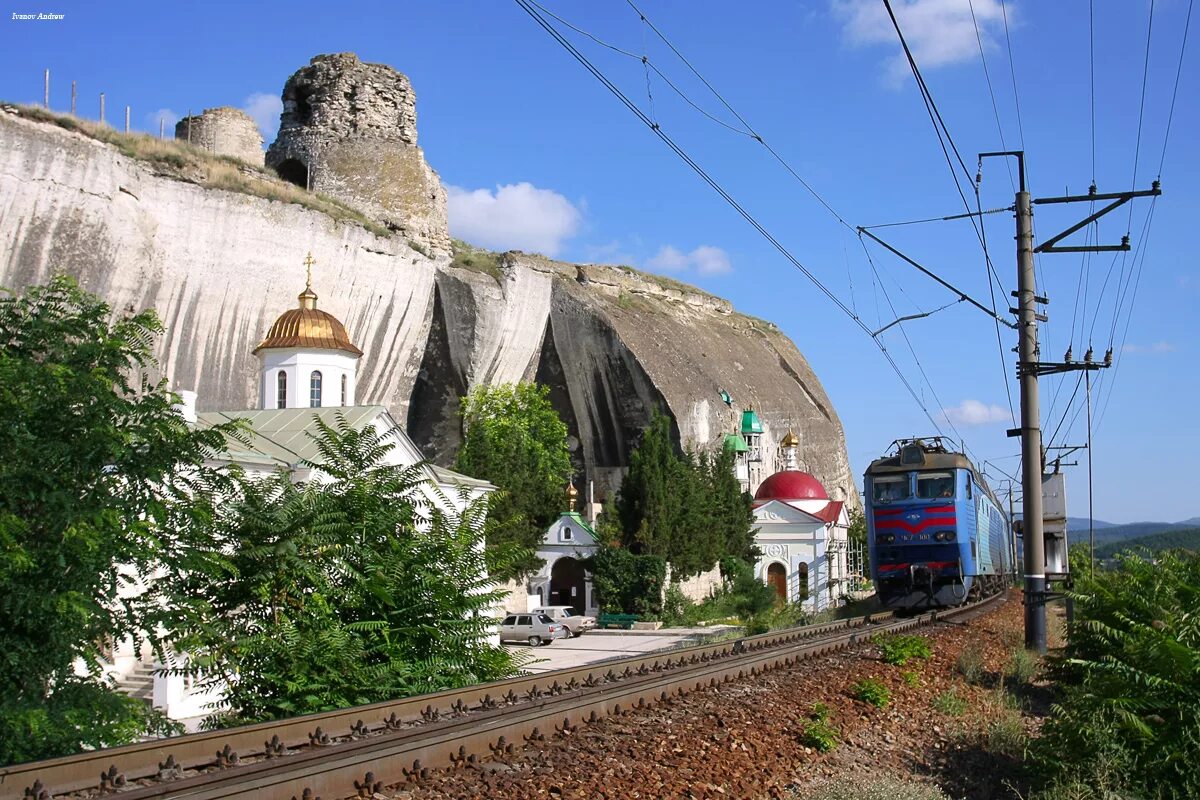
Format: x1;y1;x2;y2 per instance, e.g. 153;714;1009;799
499;613;564;646
531;606;597;637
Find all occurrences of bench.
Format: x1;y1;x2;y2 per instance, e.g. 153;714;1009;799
597;613;640;630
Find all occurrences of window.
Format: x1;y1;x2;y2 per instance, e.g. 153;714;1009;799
309;370;322;407
872;476;909;503
562;525;573;541
276;371;287;409
917;472;955;500
517;615;532;626
340;374;348;406
966;480;973;499
502;616;516;626
536;614;555;624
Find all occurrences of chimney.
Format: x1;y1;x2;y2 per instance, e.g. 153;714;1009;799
173;389;198;424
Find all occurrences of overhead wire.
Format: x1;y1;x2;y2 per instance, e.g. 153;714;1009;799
512;0;952;438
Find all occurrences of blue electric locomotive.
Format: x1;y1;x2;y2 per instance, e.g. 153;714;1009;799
865;438;1013;610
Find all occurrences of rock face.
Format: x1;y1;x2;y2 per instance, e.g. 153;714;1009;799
0;86;857;507
266;53;450;256
175;107;264;166
408;254;856;504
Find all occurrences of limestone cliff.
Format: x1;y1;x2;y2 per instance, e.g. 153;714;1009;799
0;107;857;507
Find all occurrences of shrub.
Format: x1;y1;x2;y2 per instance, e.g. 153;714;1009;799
1004;646;1039;685
983;707;1027;757
798;703;838;752
590;545;666;616
932;687;967;716
901;670;920;687
874;633;933;666
957;643;986;684
852;678;891;708
1032;551;1200;799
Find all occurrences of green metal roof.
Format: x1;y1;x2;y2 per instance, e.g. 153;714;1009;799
195;406;492;489
562;511;596;536
740;409;763;435
723;433;749;453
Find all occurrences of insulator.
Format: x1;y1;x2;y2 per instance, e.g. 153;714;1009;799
1084;347;1094;363
1104;348;1113;367
1064;346;1072;362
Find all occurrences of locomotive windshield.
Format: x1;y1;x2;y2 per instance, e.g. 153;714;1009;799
872;476;909;503
917;472;955;499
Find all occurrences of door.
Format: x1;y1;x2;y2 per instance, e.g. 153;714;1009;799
549;557;587;615
767;562;788;602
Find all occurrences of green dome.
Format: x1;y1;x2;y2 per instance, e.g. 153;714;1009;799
740;409;763;435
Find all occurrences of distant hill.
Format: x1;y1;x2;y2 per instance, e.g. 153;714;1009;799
1094;527;1200;560
1067;518;1200;546
1066;517;1117;531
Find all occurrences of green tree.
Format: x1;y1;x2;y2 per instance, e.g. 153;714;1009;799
454;383;573;579
615;412;750;579
163;414;523;728
704;445;757;564
847;508;869;573
0;276;234;764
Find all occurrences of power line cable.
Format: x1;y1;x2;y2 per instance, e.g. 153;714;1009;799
1158;0;1195;177
999;1;1025;149
513;0;952;438
969;0;1015;191
623;0;855;230
861;206;1011;229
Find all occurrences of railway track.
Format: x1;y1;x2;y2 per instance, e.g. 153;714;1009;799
5;594;1004;800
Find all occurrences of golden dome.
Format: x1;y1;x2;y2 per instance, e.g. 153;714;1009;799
254;258;362;356
780;430;800;448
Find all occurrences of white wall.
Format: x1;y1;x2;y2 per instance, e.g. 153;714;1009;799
258;348;359;409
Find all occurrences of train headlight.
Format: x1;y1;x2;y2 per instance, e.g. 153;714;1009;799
934;531;957;542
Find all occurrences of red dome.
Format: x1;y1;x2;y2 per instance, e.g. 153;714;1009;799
754;470;828;502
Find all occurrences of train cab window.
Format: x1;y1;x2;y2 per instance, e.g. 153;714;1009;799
917;472;955;499
872;476;909;503
966;480;973;499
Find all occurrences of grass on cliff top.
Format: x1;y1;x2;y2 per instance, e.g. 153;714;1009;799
5;103;391;238
449;238;504;282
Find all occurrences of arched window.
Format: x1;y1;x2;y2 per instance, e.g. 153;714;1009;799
797;562;810;601
340;374;348;406
310;370;322;407
276;371;287;409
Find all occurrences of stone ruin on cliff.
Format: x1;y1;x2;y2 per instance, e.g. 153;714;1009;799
266;52;451;256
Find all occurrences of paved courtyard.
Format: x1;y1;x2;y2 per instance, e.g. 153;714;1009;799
505;627;739;673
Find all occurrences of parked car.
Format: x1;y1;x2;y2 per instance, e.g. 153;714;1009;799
532;606;597;637
499;613;565;646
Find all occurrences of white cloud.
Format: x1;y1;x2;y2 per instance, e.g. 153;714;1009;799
646;245;689;271
646;244;733;275
145;108;179;135
242;92;283;142
832;0;1008;84
1121;341;1174;355
941;399;1011;426
446;182;582;257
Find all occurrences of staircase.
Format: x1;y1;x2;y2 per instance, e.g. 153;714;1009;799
116;662;156;702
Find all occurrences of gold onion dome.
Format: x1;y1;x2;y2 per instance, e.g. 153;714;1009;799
253;256;363;356
781;430;800;448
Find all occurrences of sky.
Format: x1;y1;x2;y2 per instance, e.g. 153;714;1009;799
3;1;1196;524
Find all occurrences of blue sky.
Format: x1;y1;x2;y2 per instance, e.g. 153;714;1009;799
3;1;1196;523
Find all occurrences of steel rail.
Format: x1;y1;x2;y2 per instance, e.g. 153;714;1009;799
6;597;1001;800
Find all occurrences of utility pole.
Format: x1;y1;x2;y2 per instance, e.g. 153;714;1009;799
44;69;50;109
980;150;1159;654
1015;161;1047;653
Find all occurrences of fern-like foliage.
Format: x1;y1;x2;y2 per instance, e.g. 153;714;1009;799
1033;550;1200;799
157;414;525;728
